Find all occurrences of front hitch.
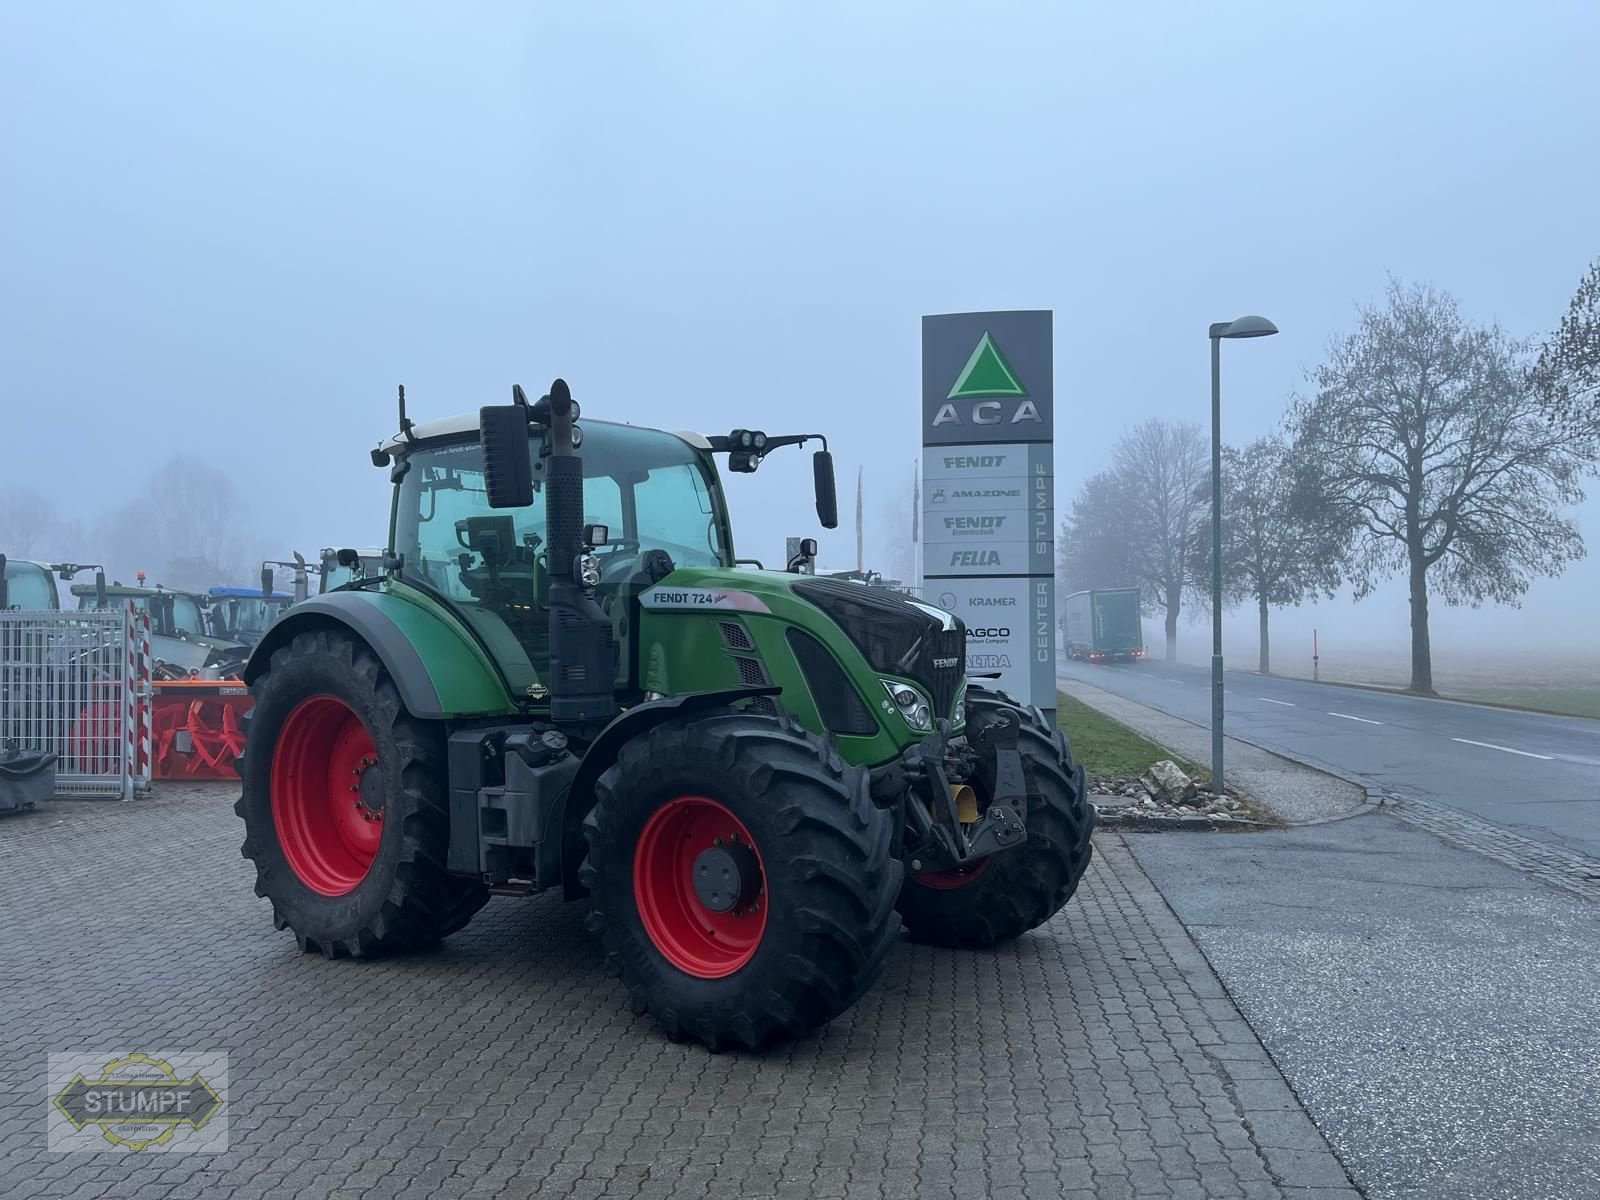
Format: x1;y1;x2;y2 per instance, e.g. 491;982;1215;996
896;712;1028;875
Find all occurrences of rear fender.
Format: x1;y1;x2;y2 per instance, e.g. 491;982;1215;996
243;592;515;719
554;686;781;897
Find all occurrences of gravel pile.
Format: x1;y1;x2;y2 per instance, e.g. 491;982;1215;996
1090;760;1273;828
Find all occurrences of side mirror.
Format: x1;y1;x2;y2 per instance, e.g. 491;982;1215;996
95;569;106;609
479;404;534;508
260;565;274;598
813;450;839;529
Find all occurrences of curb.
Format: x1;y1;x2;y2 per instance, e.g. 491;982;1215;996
1094;812;1279;833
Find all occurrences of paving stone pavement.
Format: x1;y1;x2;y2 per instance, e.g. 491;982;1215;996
0;785;1357;1199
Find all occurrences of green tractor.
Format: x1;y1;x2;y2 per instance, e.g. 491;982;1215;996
236;380;1093;1048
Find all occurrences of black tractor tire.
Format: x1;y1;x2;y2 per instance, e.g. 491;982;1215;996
235;628;488;958
896;687;1094;947
582;711;902;1051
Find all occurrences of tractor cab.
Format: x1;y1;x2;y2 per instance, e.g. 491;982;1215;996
318;547;385;592
73;583;208;636
385;416;738;701
73;583;246;676
208;587;296;647
0;556;61;610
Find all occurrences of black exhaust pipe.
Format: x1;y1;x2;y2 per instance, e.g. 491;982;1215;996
541;380;616;725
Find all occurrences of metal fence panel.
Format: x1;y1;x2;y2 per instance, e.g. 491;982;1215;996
0;605;152;799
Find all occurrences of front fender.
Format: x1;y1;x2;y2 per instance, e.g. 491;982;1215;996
244;591;515;720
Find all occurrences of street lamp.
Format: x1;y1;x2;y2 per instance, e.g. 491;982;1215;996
1207;314;1278;793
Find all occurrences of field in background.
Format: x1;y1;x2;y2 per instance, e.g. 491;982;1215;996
1258;647;1600;719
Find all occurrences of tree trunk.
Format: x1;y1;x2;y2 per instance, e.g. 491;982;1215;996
1408;551;1434;693
1164;585;1180;661
1258;596;1270;675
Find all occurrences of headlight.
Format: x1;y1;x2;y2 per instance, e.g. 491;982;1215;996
577;553;601;589
952;678;969;725
881;678;933;732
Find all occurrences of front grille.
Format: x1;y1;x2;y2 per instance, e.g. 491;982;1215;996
792;578;967;723
917;626;965;722
787;629;877;735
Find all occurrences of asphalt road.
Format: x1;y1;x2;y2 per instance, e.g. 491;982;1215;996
1058;655;1600;858
1129;816;1600;1200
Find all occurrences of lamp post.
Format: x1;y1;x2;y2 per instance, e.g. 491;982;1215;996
1207;314;1278;792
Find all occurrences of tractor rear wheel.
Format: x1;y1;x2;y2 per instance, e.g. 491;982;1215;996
896;689;1094;947
235;629;488;957
582;712;902;1050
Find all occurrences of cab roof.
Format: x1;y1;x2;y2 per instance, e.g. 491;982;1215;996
69;583;206;599
378;414;711;455
209;587;294;599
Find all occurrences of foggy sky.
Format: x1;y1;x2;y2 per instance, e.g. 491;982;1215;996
3;2;1596;656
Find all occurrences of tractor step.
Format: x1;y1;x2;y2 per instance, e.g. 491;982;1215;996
489;880;535;896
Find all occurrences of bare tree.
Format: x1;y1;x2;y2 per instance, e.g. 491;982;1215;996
0;486;57;558
1289;279;1595;693
1114;420;1208;660
1062;423;1207;659
99;455;267;588
1532;257;1600;434
1211;437;1344;674
1057;469;1137;593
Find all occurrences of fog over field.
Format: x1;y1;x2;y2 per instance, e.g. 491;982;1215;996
2;3;1595;675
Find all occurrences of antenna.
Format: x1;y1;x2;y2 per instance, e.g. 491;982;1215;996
398;384;416;443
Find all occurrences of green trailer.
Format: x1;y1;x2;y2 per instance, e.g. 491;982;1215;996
236;380;1094;1048
1063;588;1145;662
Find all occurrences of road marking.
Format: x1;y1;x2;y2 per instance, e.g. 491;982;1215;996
1258;697;1294;707
1160;677;1188;685
1328;712;1383;725
1451;737;1553;761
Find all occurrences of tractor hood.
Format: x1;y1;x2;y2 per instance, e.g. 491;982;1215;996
637;568;968;725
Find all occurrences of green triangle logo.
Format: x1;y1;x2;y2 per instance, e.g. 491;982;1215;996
947;331;1026;399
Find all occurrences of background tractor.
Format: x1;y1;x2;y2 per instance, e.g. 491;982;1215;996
210;585;297;648
71;579;247;679
236;380;1093;1048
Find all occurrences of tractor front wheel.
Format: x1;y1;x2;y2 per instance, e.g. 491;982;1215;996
583;712;902;1050
896;689;1094;947
235;629;488;957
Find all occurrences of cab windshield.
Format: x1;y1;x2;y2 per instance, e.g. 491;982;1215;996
1;560;57;610
219;597;291;639
393;422;728;692
76;591;206;638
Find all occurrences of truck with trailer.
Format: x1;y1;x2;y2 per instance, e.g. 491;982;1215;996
1062;587;1145;662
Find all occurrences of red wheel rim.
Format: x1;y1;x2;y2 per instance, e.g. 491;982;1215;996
913;856;992;891
270;695;383;897
633;796;767;979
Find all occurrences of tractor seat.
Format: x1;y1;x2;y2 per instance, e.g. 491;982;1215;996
457;550;545;611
